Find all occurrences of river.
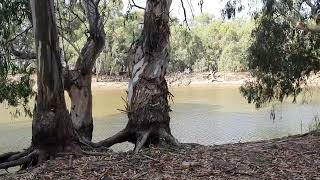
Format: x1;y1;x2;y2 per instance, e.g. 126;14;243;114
0;86;319;153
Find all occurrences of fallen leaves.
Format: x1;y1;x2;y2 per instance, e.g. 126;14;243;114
2;133;320;179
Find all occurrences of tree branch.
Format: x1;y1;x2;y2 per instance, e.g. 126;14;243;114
130;0;145;10
180;0;191;30
58;32;81;56
5;26;33;45
68;5;89;34
304;0;318;13
274;1;320;33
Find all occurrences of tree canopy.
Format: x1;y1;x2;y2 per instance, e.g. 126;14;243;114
240;0;320;108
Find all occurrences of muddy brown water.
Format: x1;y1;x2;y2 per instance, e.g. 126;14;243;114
0;86;319;153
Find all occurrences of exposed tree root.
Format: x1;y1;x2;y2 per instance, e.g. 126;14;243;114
95;129;129;148
0;127;179;170
0;141;89;170
0;152;20;163
92;126;179;154
0;149;39;170
159;129;179;146
5;148;33;163
134;130;151;153
0;147;33;165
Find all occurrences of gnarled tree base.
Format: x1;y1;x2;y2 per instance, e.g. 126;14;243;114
92;126;178;153
90;79;179;153
0;142;87;170
92;106;179;153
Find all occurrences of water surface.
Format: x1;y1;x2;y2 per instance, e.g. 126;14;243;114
0;86;319;153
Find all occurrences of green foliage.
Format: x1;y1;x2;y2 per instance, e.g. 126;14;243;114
169;25;202;72
97;9;143;75
240;6;320;108
169;19;253;73
58;8;254;76
0;0;28;41
0;0;34;117
219;42;248;72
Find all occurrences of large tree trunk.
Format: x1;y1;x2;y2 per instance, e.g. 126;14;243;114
31;0;75;155
65;0;106;141
9;0;105;141
0;0;78;169
31;0;76;155
94;0;178;152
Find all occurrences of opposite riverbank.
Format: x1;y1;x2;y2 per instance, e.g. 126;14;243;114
92;72;251;90
92;72;320;90
2;131;320;179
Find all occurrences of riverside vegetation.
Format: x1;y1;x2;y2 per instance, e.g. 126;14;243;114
1;0;320;179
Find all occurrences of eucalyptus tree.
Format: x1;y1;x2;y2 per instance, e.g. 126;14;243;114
0;0;80;169
240;0;320;107
63;0;106;140
0;0;34;116
93;0;179;152
0;0;107;140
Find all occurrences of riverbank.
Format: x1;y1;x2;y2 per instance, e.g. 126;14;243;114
92;72;251;90
3;131;320;179
92;72;320;90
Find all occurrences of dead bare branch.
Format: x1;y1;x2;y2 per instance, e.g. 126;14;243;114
180;0;191;30
130;0;145;10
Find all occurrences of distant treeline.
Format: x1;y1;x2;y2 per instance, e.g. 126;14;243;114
64;10;254;76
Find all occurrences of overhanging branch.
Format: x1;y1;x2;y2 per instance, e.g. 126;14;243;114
5;26;33;45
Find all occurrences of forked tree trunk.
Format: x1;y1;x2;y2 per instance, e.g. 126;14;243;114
0;0;78;169
65;0;106;141
94;0;178;152
9;0;105;141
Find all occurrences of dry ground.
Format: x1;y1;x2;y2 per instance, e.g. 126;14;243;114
2;132;320;180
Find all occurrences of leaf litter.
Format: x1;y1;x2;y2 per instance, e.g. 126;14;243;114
2;132;320;179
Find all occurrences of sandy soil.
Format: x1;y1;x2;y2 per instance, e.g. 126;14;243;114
92;72;251;90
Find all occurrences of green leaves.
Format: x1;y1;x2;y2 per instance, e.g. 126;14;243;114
0;0;34;117
241;3;320;108
0;0;28;42
169;18;253;73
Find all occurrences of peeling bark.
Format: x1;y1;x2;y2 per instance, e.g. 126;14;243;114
31;0;76;148
65;0;106;140
0;0;79;169
95;0;178;152
67;72;93;140
9;0;105;141
126;0;178;151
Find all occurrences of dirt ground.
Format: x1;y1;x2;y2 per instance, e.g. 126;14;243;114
2;132;320;180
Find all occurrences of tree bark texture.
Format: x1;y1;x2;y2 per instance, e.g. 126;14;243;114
65;0;106;140
31;0;76;152
0;0;103;169
95;0;178;152
0;0;79;169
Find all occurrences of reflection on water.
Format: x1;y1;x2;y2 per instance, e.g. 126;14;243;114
1;86;320;153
